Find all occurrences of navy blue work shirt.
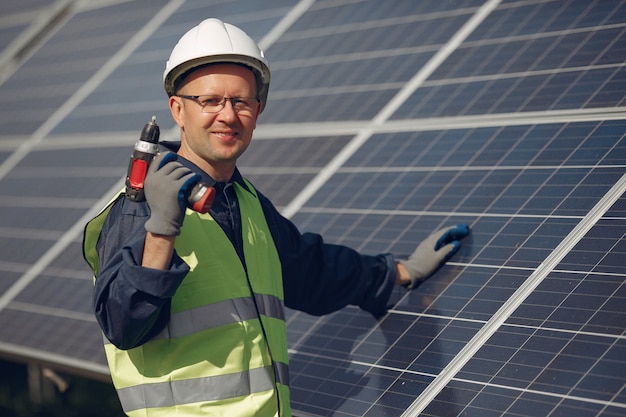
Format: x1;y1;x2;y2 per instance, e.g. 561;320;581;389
92;141;397;350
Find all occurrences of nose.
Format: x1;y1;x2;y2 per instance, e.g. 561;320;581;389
217;99;237;121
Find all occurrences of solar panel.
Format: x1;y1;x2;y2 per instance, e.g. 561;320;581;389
0;0;624;416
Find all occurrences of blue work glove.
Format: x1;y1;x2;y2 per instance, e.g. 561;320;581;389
143;152;201;236
400;224;470;289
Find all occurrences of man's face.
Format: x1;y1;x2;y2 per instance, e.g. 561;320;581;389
169;63;262;181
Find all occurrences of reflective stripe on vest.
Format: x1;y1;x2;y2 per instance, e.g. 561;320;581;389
85;180;290;417
115;362;291;413
152;293;284;341
117;365;275;412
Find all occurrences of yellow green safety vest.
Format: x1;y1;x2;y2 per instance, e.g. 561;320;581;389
84;180;290;417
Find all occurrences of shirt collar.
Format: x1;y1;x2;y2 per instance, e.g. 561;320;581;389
160;140;252;194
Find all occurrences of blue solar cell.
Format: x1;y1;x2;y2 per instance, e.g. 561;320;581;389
431;70;620;117
0;238;52;265
0;206;87;232
0;309;103;361
534;35;589;70
0;24;29;51
0;272;22;298
14;275;92;314
263;89;399;123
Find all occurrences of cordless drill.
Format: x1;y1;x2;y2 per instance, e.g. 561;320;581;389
125;116;215;214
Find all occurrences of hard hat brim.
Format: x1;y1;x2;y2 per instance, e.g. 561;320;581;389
164;54;270;106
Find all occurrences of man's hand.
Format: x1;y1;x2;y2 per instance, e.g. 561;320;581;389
398;224;470;288
143;152;200;236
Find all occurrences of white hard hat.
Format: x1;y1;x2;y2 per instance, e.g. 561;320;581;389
163;18;271;110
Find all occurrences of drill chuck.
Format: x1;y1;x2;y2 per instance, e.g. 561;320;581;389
188;183;216;214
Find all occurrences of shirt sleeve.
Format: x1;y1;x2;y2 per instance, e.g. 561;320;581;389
257;192;398;319
93;197;189;350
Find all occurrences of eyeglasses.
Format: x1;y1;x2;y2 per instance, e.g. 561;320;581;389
176;95;259;115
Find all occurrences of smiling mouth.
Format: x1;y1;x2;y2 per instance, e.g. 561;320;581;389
214;131;238;140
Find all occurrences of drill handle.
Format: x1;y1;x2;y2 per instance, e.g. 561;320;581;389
125;117;160;202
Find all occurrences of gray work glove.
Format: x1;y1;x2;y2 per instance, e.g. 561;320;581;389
400;224;470;289
143;152;201;236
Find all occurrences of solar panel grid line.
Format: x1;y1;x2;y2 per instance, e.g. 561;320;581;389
552;273;626;339
400;172;626;416
374;0;501;125
281;128;370;219
504;321;626;344
390;308;626;345
74;0;143;13
390;8;617;118
269;82;406;99
8;166;127;179
416;308;626;414
504;13;591;77
269;46;438;71
0;7;43;27
276;6;481;43
0;0;74;85
333;164;626;174
8;300;94;323
286;120;620;226
0;226;64;241
294;182;604;266
578;70;626;115
548;67;610;115
17;132;147;151
482;0;623;41
292;348;440;388
373;137;565;272
481;130;588;217
27;265;91;281
501;333;625;413
0;195;97;209
281;0;501;220
422;62;626;88
0;0;183;183
63;98;168;119
257;0;314;51
253;107;626;140
417;133;517;219
356;319;473;392
29;0;182;134
0;260;33;275
290;218;616;410
506;306;621;396
0;176;124;313
548;268;626;280
286;315;329;353
460;20;626;51
449;375;625;412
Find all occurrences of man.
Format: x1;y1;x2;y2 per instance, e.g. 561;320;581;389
83;18;470;417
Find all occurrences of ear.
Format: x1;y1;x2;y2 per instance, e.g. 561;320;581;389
169;96;184;128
